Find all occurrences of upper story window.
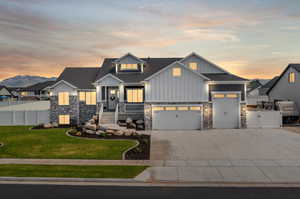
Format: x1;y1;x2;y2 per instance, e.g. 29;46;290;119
79;91;96;105
189;62;198;71
288;72;295;83
126;88;143;103
58;92;69;105
172;67;181;77
120;64;138;70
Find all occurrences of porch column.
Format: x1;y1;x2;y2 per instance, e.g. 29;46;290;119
119;84;124;102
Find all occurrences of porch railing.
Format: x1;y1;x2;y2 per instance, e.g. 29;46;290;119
124;103;144;113
115;103;119;124
98;103;103;126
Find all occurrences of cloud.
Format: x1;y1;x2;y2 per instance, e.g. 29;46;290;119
183;29;239;42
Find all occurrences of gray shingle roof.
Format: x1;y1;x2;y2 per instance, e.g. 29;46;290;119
202;73;248;81
56;67;99;89
95;58;182;83
56;57;247;89
22;81;56;92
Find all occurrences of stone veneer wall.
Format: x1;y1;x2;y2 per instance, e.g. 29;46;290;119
50;96;79;125
79;102;96;124
240;103;247;128
144;103;152;130
202;103;213;129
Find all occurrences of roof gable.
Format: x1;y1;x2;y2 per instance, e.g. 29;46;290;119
113;53;145;64
145;61;210;81
94;74;123;85
267;64;300;94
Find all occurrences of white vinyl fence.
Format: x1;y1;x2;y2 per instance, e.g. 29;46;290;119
247;111;282;128
0;110;50;126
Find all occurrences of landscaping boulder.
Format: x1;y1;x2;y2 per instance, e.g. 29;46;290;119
124;129;136;136
137;125;144;130
96;130;106;136
85;129;96;135
136;120;144;125
85;123;97;131
126;117;133;124
51;122;59;128
88;119;96;125
128;123;136;129
92;115;98;121
43;123;52;128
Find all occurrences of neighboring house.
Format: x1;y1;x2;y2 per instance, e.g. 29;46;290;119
49;52;248;130
0;86;14;101
267;64;300;110
247;77;279;105
19;81;55;100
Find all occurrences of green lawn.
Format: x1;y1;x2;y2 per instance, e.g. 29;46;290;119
0;126;136;160
0;164;147;178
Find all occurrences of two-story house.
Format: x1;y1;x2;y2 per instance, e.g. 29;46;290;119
49;52;248;130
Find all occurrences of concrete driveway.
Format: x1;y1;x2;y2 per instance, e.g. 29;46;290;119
150;128;300;161
135;128;300;183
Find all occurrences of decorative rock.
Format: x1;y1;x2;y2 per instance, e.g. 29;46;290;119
85;130;96;135
128;123;136;129
106;129;115;134
88;119;96;124
137;125;144;130
92;115;98;121
85;124;97;131
126;117;133;124
114;130;124;136
43;123;52;128
96;130;106;136
136;120;144;125
75;131;82;136
124;129;136;136
52;122;58;128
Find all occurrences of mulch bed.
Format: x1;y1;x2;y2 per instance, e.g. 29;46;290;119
68;131;150;160
31;125;74;129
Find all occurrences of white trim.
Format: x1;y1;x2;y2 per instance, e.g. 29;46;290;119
151;104;204;107
180;52;231;74
93;74;124;85
208;81;249;84
49;80;78;89
113;53;145;64
145;61;210;81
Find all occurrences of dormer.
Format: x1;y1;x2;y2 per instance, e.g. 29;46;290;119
113;53;146;73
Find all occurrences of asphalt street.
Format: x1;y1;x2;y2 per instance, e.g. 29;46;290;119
1;184;300;199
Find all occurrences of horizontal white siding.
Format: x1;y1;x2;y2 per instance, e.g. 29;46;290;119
146;65;207;102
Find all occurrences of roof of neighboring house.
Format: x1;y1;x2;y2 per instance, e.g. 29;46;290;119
56;67;99;89
55;56;247;89
267;64;300;94
22;81;56;92
0;85;12;96
258;76;279;95
202;73;248;81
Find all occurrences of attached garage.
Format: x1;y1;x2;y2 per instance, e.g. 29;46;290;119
152;105;202;130
212;92;240;129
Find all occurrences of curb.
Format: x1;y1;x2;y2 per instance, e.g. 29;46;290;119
0;177;135;183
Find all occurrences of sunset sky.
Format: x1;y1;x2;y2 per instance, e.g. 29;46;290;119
0;0;300;80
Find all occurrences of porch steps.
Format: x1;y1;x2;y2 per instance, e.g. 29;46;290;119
100;112;115;124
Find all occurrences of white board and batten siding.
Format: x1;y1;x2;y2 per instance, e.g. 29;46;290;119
145;65;208;102
247;111;282;128
180;55;225;74
51;81;77;96
0;110;50;126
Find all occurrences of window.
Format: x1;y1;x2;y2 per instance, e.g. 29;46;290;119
126;89;143;103
189;62;198;71
178;107;189;111
120;64;138;70
79;92;85;101
289;72;295;83
213;94;225;98
85;92;96;105
227;94;238;98
190;106;201;111
58;92;69;105
165;106;176;111
59;115;70;125
152;107;164;111
172;67;181;77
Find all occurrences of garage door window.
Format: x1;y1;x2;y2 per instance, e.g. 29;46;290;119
178;107;189;111
165;107;176;111
152;107;164;111
213;94;225;98
190;106;201;111
227;94;238;98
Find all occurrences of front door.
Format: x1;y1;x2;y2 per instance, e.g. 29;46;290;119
107;87;119;111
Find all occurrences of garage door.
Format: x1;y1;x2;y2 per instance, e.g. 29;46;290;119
212;93;240;129
152;106;202;130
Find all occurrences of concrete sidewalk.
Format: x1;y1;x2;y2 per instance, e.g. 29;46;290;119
136;160;300;183
0;158;151;166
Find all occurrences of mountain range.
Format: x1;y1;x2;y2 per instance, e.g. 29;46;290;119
0;75;57;87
